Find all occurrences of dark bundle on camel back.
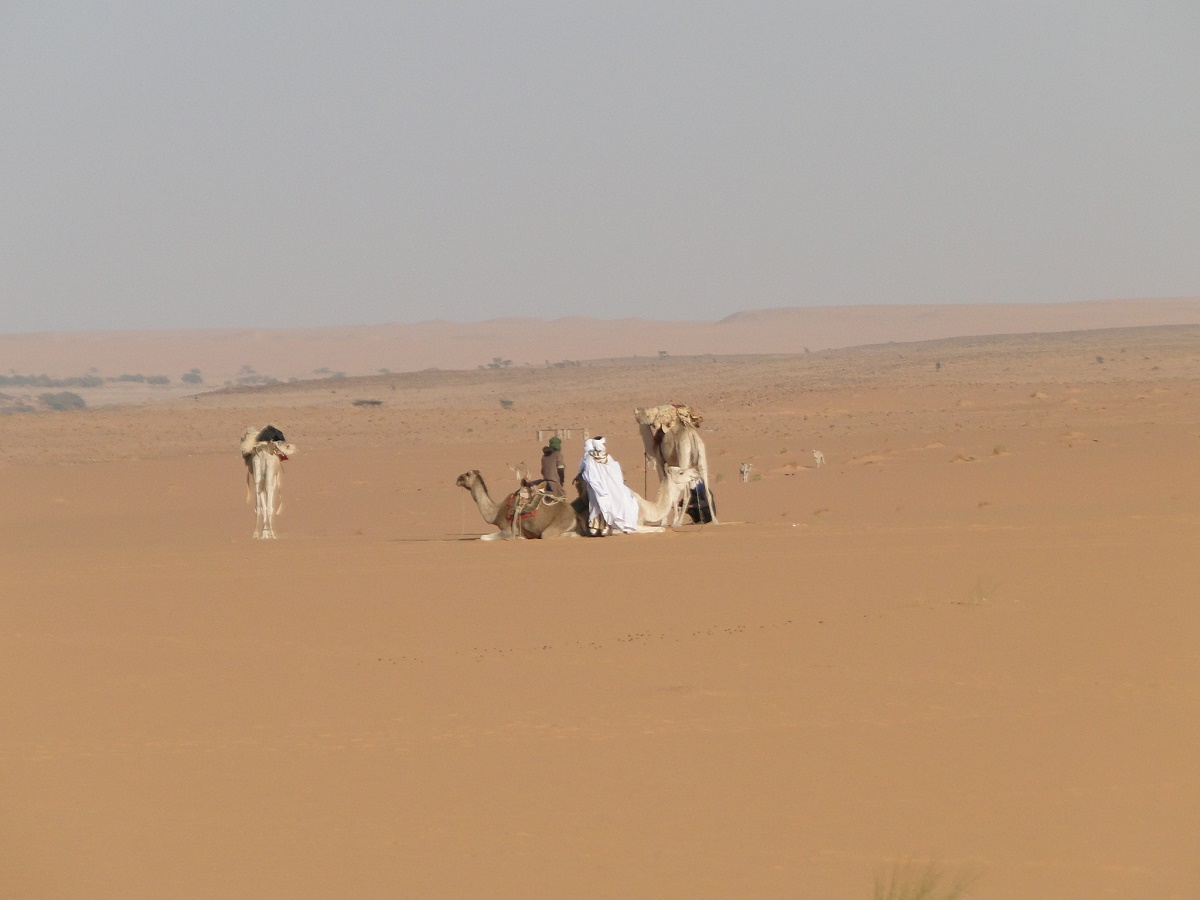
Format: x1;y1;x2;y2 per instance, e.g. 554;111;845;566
241;424;289;463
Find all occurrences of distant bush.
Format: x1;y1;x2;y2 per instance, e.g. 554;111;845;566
353;399;383;407
111;373;169;385
181;371;203;385
39;391;86;411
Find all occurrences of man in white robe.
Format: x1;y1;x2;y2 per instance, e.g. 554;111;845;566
578;436;640;534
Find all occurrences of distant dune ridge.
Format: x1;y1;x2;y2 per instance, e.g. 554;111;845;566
3;297;1200;383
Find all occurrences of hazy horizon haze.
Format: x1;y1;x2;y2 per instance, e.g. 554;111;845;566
3;3;1198;334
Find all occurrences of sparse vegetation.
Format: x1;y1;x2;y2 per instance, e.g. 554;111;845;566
499;398;515;410
181;370;203;385
873;860;979;900
487;357;514;369
353;399;383;407
113;373;169;384
0;374;103;388
38;391;86;411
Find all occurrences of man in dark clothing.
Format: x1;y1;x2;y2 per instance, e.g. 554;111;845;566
540;436;566;495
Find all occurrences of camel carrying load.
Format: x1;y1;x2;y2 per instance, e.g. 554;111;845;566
634;404;717;525
241;425;297;539
456;470;583;540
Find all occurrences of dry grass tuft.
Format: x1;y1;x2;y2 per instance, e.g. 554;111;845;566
873;859;980;900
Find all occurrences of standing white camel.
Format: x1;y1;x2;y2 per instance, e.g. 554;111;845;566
634;404;717;524
240;426;296;539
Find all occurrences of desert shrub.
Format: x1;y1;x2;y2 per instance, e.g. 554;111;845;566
499;398;515;410
873;860;979;900
181;371;203;385
114;373;146;382
72;375;103;387
39;391;86;411
146;375;169;385
353;399;383;407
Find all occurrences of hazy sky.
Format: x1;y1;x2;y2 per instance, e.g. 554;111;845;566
2;3;1198;332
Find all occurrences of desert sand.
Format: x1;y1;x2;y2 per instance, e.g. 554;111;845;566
3;317;1200;898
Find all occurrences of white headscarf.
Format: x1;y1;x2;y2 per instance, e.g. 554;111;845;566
578;437;639;533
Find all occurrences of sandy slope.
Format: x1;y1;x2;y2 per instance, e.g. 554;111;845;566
2;325;1200;898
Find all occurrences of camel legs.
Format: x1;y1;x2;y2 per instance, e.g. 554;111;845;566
263;460;279;539
252;452;279;539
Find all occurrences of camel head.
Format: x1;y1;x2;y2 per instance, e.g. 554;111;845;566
456;470;484;491
665;465;701;490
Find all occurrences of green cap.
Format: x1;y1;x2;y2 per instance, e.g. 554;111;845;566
548;436;562;450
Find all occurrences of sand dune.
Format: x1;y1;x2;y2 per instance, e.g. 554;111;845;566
2;321;1199;897
3;297;1200;387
